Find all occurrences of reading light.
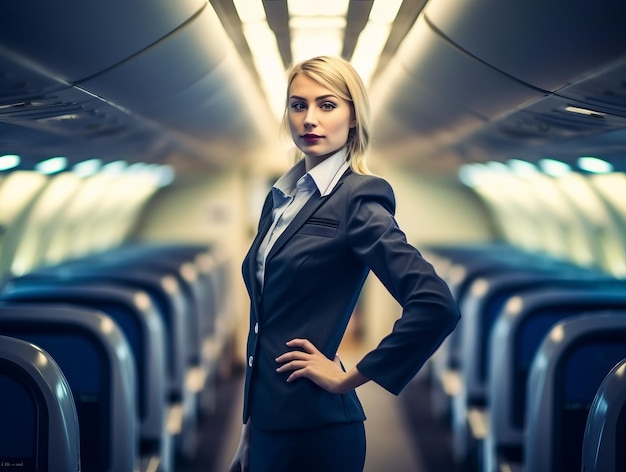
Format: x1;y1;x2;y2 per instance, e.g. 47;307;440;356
564;106;606;118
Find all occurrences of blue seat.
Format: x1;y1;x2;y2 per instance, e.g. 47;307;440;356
526;313;626;472
430;247;532;420
0;304;137;472
0;335;80;472
484;288;626;472
427;243;595;423
5;262;198;461
0;281;171;471
582;357;626;472
452;270;623;462
103;243;228;414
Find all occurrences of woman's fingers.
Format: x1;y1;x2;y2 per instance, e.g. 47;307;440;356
285;338;319;353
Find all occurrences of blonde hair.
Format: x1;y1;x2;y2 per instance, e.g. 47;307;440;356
280;56;372;175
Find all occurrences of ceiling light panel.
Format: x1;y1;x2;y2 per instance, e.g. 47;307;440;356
287;0;349;17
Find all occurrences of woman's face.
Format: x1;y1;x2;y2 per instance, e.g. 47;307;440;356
288;73;355;163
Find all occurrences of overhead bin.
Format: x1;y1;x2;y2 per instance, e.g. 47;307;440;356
0;52;180;164
370;58;487;158
78;4;230;108
423;0;626;92
0;0;206;83
394;16;544;121
369;15;544;160
78;5;268;150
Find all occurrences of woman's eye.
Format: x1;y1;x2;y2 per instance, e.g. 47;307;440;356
290;102;306;111
321;102;337;111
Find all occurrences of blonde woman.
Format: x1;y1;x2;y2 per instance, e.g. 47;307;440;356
230;56;460;472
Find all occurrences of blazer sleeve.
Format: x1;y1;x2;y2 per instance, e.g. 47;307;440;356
347;176;461;395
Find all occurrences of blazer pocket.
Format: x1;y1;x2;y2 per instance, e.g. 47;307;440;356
299;217;339;238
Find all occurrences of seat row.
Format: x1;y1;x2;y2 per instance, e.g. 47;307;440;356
423;242;626;472
0;242;232;472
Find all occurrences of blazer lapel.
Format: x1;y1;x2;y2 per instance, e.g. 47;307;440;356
266;172;349;262
245;194;274;305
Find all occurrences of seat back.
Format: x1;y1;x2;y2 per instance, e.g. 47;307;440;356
0;304;137;472
526;313;626;472
486;288;626;466
581;357;626;472
0;335;80;472
0;280;167;453
462;271;622;403
5;265;189;403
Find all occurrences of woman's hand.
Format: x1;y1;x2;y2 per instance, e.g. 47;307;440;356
275;338;369;394
228;421;251;472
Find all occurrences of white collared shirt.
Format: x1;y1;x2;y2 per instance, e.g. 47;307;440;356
256;149;350;288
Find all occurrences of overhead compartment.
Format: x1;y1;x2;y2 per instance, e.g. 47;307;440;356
369;14;543;165
78;4;270;149
0;52;174;166
554;58;626;118
0;1;274;168
423;0;626;92
370;58;486;160
0;0;206;83
452;58;626;162
77;3;230;108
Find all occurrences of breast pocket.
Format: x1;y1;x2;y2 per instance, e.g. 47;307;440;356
299;217;339;238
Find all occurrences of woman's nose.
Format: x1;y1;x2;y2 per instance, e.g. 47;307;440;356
304;107;317;127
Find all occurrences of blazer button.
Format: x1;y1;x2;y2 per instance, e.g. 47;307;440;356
248;356;254;367
254;322;259;334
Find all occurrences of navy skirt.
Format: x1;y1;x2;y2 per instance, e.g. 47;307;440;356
249;421;366;472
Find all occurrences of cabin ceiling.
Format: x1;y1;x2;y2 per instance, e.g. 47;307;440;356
0;0;625;177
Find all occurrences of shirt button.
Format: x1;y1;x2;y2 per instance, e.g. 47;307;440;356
254;323;259;334
248;356;254;367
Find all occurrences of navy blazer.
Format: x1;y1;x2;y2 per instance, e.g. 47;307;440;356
242;168;460;430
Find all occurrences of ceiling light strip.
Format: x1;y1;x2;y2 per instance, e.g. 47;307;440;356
351;0;403;87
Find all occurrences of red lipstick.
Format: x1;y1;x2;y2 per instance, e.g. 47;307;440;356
302;134;322;144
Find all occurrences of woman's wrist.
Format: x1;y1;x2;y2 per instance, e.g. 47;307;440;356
338;367;369;393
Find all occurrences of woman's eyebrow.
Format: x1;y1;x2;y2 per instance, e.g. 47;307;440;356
289;94;338;101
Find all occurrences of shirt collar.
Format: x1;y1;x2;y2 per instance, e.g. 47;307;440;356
308;148;350;197
273;148;349;200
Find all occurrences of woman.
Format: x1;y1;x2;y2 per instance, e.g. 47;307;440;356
229;56;460;472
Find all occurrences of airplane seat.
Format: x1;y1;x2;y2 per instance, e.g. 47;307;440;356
581;357;626;472
99;243;223;409
453;270;624;465
427;244;540;422
427;242;586;426
429;253;518;422
0;304;137;472
0;335;80;472
116;242;230;414
4;264;199;462
484;288;626;472
115;242;231;412
525;313;626;472
0;281;172;472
